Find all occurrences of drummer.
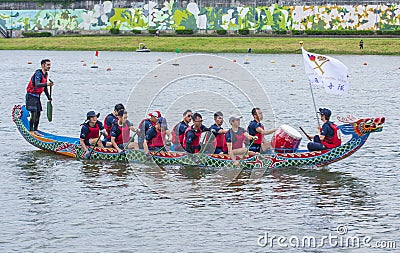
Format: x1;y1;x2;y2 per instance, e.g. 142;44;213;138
247;107;276;153
226;115;258;166
307;108;341;151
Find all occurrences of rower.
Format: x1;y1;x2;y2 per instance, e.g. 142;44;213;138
110;109;138;153
171;109;192;151
226;115;258;166
104;103;125;136
247;107;276;153
138;110;172;149
209;111;229;154
183;112;211;154
143;117;167;154
80;111;108;157
137;110;160;149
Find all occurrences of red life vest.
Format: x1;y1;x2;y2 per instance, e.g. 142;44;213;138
26;71;47;95
182;125;202;153
115;123;131;145
147;127;164;148
172;121;188;145
230;128;246;149
321;123;342;149
138;118;155;140
103;113;117;136
84;121;101;140
254;124;264;145
213;128;227;152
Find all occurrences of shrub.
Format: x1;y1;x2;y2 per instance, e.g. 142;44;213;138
216;29;227;35
22;31;52;37
148;29;157;34
110;28;119;34
175;29;194;35
238;29;249;35
291;30;304;35
132;29;141;34
273;30;287;35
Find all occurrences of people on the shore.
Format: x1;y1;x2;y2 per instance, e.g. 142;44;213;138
209;111;229;154
110;109;138;153
80;111;108;158
307;108;341;151
171;110;192;151
226;115;258;166
143;117;167;154
25;59;54;136
247;107;276;153
183;112;211;154
359;40;364;50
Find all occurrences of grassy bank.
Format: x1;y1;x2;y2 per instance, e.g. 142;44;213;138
1;36;399;55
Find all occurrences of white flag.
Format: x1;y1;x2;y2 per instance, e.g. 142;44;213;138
302;48;349;95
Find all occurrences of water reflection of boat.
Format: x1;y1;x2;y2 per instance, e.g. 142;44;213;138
136;43;150;52
13;105;384;169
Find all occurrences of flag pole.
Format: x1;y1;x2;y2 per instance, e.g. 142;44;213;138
309;80;321;127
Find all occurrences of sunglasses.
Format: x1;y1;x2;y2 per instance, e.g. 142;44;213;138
187;115;192;118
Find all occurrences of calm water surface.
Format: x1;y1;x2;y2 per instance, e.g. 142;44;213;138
0;50;399;252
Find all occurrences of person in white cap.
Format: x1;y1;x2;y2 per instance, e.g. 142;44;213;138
226;115;258;166
137;110;161;149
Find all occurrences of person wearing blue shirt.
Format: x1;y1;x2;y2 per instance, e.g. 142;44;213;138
209;111;229;154
25;59;54;136
247;107;276;153
307;108;339;151
171;110;192;151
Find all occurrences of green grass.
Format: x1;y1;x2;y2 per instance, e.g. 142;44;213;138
1;36;399;55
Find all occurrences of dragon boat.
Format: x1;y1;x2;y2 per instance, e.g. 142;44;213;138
13;105;385;169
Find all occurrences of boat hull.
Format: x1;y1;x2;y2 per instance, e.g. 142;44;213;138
12;105;383;169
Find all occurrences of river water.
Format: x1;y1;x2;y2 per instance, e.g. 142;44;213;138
0;50;399;252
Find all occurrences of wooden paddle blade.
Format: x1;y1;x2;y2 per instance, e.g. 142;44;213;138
47;101;53;122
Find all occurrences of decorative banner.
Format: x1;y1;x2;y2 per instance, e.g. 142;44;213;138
302;47;349;95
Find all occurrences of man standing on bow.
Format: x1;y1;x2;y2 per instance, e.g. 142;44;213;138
25;59;54;136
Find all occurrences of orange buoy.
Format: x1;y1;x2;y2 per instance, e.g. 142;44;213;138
363;61;368;65
27;61;32;64
157;58;161;62
291;64;295;67
233;59;237;62
209;64;213;68
106;67;111;71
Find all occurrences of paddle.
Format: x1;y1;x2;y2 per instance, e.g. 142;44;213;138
299;127;313;141
236;138;256;167
115;133;137;162
87;133;102;159
46;79;53;122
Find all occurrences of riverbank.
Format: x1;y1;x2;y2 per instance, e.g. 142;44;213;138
1;36;399;55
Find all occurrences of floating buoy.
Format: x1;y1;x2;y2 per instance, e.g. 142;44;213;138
106;67;111;71
157;58;161;62
209;64;213;68
27;61;32;64
271;60;275;64
291;64;296;67
80;59;84;62
233;59;237;62
290;79;294;82
363;61;368;65
244;57;250;64
82;63;87;66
